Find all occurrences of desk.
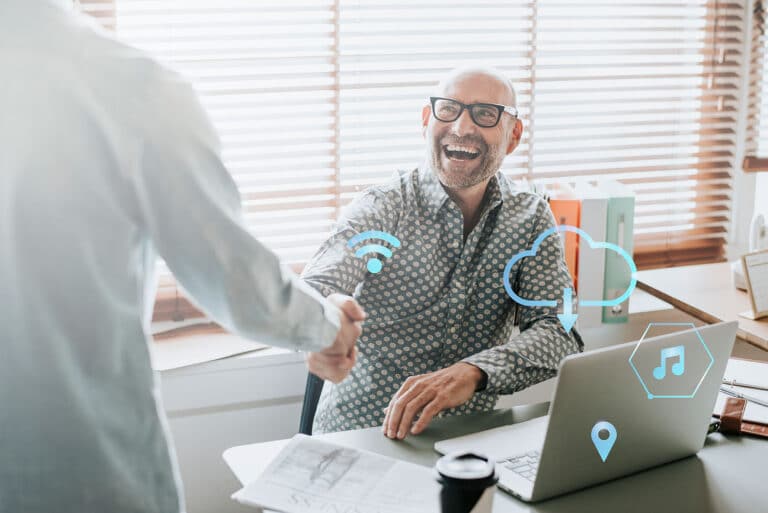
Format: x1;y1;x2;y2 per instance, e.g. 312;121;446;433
637;262;768;351
224;403;767;513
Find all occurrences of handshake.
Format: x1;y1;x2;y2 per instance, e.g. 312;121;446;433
306;294;366;384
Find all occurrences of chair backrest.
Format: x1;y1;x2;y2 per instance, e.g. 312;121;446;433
298;372;324;435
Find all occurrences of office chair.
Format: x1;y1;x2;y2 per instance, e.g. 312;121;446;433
298;372;324;435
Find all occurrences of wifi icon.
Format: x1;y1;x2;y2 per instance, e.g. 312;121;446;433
347;230;401;274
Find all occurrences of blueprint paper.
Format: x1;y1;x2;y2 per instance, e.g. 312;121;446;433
233;435;440;513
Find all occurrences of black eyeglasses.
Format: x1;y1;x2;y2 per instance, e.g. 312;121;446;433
429;96;518;128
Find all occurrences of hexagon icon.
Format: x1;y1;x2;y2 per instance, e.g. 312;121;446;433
628;323;714;400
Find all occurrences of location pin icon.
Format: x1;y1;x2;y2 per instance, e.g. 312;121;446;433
591;421;617;463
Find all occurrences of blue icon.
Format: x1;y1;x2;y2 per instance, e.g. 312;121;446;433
557;287;577;333
653;345;685;380
629;322;714;400
347;230;401;274
591;421;617;463
502;225;637;332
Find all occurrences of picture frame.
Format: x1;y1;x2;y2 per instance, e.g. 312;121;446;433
741;248;768;320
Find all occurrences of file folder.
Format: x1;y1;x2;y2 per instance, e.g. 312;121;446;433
599;181;635;324
574;183;609;329
548;185;581;291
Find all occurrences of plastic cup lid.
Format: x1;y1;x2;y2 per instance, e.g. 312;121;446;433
435;452;497;486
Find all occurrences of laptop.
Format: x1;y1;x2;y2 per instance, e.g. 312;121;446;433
434;321;737;502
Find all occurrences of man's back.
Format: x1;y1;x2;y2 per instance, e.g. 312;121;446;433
0;2;189;511
1;2;359;509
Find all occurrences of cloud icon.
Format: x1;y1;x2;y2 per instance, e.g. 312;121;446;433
503;225;637;331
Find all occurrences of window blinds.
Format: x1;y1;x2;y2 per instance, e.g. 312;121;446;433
530;0;742;269
745;0;768;170
78;0;745;319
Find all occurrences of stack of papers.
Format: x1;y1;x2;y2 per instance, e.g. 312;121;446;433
233;435;440;513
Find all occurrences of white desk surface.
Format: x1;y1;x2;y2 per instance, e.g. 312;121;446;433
223;403;768;513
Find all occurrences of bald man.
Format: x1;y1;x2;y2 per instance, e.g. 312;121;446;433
302;67;583;438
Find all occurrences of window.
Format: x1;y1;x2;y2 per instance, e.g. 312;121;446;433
745;0;768;171
78;0;747;320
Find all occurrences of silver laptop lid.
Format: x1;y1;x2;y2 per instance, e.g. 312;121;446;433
531;321;737;500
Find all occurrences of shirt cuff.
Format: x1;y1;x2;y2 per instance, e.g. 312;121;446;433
288;276;341;352
461;355;499;393
318;298;342;347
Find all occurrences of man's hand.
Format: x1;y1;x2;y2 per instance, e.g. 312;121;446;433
383;362;485;440
306;294;366;384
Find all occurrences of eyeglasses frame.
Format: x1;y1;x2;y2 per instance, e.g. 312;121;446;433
428;96;518;128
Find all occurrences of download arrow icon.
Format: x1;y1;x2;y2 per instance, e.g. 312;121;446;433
557;287;578;333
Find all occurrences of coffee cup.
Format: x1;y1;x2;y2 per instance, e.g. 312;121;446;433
435;451;497;513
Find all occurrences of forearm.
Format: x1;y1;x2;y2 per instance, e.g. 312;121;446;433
158;212;342;352
462;318;582;394
136;76;341;353
217;261;342;352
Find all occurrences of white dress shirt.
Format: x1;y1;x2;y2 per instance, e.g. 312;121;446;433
0;1;340;511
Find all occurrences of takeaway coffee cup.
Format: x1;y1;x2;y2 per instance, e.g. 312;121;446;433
435;451;497;513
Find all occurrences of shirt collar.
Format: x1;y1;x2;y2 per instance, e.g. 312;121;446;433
418;165;452;216
418;165;505;217
483;173;505;213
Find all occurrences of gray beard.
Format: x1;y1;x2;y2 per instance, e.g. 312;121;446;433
428;139;504;189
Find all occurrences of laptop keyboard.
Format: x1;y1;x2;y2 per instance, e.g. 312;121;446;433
501;450;540;481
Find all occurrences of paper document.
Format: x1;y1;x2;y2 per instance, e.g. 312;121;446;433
722;358;768;390
233;435;440;513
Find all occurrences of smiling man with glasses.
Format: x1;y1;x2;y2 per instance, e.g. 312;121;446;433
302;66;583;438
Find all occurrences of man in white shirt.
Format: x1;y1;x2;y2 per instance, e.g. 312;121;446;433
0;1;363;511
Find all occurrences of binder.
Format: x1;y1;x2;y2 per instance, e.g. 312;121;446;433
599;181;635;324
548;185;581;291
573;183;609;330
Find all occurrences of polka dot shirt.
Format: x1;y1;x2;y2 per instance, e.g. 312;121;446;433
302;166;583;433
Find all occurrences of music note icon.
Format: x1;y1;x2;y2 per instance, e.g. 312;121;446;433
653;345;685;380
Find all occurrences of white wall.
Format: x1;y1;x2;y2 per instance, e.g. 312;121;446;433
161;349;309;513
756;174;768;216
